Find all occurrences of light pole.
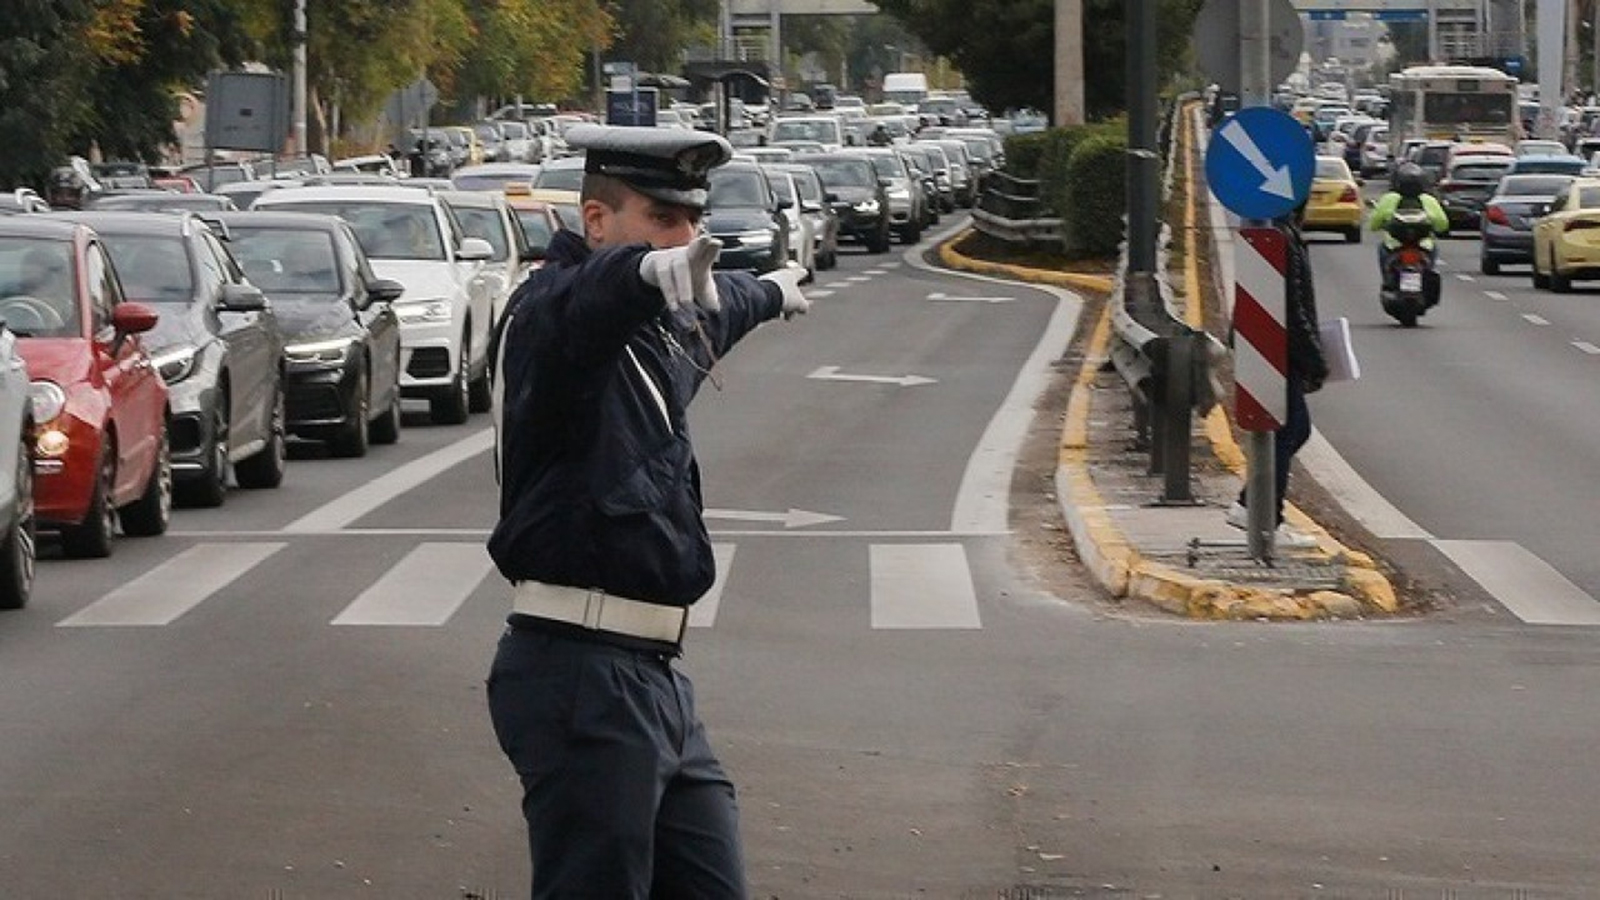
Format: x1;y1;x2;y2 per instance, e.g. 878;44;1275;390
293;0;307;156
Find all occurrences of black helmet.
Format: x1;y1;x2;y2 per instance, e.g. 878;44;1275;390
1392;162;1426;198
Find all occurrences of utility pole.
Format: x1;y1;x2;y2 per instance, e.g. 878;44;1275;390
293;0;307;156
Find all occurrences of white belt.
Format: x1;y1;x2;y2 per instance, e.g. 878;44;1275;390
512;582;687;644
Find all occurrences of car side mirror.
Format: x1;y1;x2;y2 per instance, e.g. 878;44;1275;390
112;301;159;334
801;200;823;213
824;191;839;202
776;197;793;210
457;237;494;261
520;246;547;263
367;278;405;304
219;282;267;312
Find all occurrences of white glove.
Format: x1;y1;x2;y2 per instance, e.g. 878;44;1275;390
758;266;810;319
639;234;723;313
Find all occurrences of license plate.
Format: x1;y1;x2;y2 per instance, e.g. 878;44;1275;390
1399;271;1423;292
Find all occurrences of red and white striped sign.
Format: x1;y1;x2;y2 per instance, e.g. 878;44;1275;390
1233;226;1287;431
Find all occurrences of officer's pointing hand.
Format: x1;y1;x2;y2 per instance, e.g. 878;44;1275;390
758;265;810;320
640;234;723;314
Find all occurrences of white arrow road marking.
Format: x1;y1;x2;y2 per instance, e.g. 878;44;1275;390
927;291;1015;303
702;507;845;528
1219;118;1296;199
808;365;937;387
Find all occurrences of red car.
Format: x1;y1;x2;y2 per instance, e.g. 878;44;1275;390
0;218;171;558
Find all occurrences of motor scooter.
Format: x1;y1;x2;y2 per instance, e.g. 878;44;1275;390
1379;206;1441;327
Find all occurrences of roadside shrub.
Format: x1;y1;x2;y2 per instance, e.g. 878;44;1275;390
1002;132;1051;178
1064;131;1128;258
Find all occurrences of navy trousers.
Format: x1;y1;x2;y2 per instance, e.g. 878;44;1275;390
487;627;746;899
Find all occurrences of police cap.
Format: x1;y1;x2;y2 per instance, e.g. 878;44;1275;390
565;123;733;210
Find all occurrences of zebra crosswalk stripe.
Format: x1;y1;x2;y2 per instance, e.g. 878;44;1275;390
57;543;285;627
869;543;981;629
331;542;496;626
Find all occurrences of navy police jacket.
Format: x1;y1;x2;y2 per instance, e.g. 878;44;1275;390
488;229;784;607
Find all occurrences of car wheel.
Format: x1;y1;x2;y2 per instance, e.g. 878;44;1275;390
331;369;371;458
899;222;922;244
430;354;471;426
118;421;171;538
0;427;36;609
235;386;286;489
1481;257;1500;276
1345;227;1361;244
870;225;891;254
61;440;115;559
370;376;401;446
178;406;227;508
1551;269;1572;292
468;364;493;414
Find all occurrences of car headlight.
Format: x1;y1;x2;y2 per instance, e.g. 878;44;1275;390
152;346;199;384
737;230;774;247
396;299;453;324
853;199;880;214
29;380;65;424
285;336;356;365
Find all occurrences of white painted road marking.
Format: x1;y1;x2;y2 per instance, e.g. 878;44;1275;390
1484;291;1507;301
863;268;888;275
808;366;937;387
870;544;981;628
331;543;494;625
1522;313;1550;326
703;507;843;528
282;429;493;533
846;275;872;283
58;543;285;627
928;291;1015;303
1575;341;1600;355
687;543;735;628
1433;541;1600;626
807;289;836;298
1455;273;1475;282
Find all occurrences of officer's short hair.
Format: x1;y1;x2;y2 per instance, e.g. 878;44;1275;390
580;172;633;211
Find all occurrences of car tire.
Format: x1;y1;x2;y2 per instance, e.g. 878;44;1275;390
118;422;171;538
370;378;401;446
1481;257;1500;276
331;369;371;458
178;406;227;508
1344;228;1361;244
898;222;922;244
430;359;471;426
1551;269;1572;292
235;386;286;489
0;426;36;609
869;225;891;254
468;365;493;414
61;441;115;560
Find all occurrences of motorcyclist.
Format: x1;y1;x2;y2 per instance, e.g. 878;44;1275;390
1367;161;1448;290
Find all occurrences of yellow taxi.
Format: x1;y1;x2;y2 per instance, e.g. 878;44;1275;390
1531;176;1600;292
1302;154;1364;243
503;182;576;254
444;126;485;167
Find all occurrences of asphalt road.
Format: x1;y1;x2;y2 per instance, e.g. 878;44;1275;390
3;217;1600;898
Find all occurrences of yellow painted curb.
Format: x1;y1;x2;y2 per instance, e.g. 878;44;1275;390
938;230;1115;294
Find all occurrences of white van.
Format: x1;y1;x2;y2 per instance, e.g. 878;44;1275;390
882;72;929;108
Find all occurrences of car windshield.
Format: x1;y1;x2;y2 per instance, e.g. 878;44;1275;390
533;165;584;192
452;207;509;261
805;158;876;188
264;201;446;261
766;173;796;204
0;237;79;336
224;227;342;294
99;234;193;302
1515;158;1585;174
709;169;768;207
1451;161;1512;181
1497;175;1573;196
869;156;902;178
1315;159;1350;179
788;172;822;203
513;209;555;248
500;121;528;139
771;120;840;144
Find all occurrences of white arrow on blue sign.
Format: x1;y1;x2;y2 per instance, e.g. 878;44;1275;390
1205;106;1315;221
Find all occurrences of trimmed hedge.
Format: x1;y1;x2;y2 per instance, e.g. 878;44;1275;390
1064;132;1129;258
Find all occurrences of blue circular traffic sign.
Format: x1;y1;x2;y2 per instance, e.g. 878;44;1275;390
1205;106;1315;220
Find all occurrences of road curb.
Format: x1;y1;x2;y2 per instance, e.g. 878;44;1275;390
938;230;1116;294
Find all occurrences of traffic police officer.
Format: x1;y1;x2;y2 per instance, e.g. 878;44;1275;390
485;123;809;898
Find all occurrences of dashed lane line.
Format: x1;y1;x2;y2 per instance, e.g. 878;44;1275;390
1484;290;1507;301
1575;341;1600;355
1522;313;1550;326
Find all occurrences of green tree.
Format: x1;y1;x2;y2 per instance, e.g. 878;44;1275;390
0;0;99;187
870;0;1202;118
453;0;613;105
604;0;718;74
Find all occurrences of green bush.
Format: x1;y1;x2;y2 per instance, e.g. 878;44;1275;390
1064;132;1129;258
1001;132;1051;178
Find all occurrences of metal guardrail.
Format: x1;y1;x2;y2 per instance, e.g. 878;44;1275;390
971;171;1062;246
1107;94;1218;504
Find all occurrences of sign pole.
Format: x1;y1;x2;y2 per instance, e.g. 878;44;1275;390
1240;0;1277;563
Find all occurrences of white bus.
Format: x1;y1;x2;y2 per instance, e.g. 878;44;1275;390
1387;65;1520;154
